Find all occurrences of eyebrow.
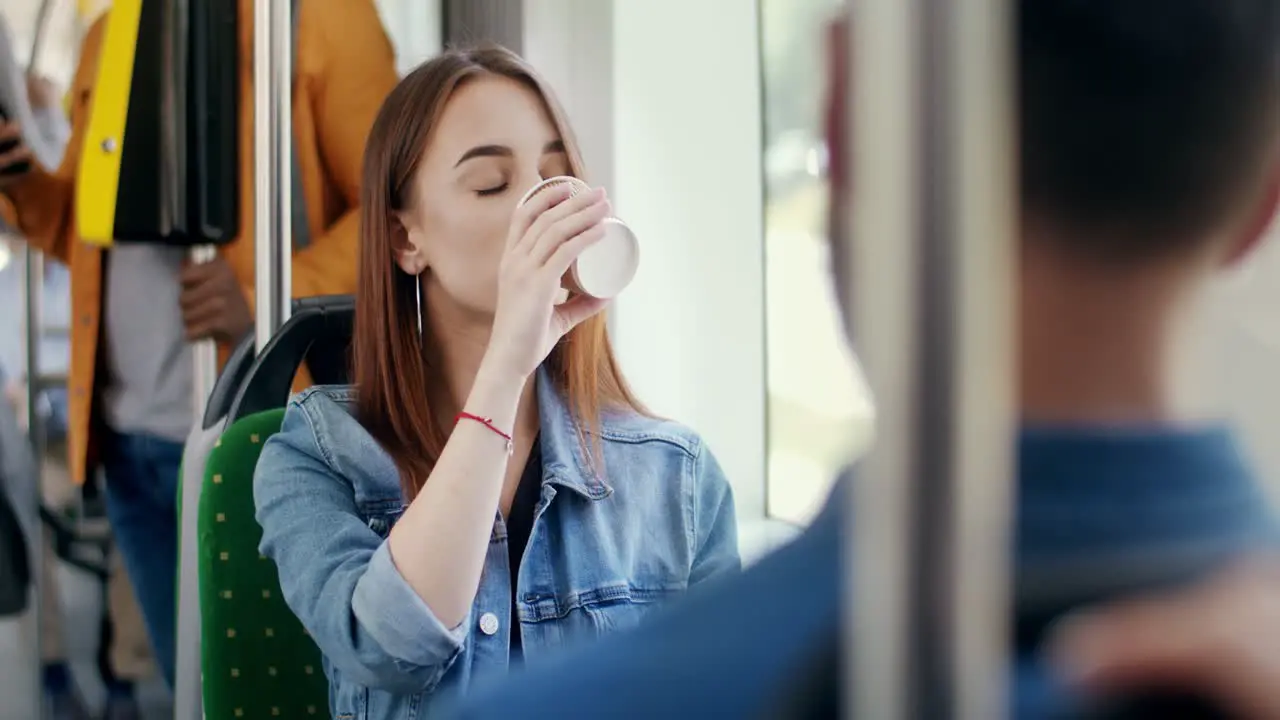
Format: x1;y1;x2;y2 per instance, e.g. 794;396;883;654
454;140;567;168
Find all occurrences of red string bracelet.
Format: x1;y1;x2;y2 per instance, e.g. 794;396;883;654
455;411;514;456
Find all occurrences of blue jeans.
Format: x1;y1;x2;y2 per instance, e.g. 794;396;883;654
100;429;182;688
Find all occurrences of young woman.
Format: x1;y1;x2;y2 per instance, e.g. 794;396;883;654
253;45;740;717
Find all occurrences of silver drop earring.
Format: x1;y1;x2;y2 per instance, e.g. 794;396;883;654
415;274;423;339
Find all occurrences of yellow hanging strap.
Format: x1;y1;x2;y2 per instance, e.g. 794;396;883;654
75;0;142;248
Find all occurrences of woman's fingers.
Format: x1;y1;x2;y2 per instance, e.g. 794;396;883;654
515;185;606;256
507;182;575;250
531;200;610;267
545;223;606;278
552;293;610;335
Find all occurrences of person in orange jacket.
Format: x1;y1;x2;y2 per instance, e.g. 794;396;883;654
0;0;398;689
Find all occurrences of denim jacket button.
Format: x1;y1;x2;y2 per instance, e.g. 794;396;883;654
478;612;500;636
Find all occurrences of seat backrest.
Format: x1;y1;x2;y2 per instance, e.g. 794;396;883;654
177;311;310;718
202;332;256;431
227;294;355;423
198;295;354;717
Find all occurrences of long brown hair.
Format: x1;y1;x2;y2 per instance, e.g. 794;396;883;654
354;45;644;501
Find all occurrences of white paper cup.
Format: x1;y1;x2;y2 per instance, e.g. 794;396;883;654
516;176;639;299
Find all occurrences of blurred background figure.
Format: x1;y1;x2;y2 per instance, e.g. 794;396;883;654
0;67;156;720
0;0;397;696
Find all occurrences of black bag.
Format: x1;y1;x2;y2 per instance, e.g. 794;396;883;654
0;485;30;617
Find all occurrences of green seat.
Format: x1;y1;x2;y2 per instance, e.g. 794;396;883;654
196;295;355;718
198;409;325;719
197;407;325;712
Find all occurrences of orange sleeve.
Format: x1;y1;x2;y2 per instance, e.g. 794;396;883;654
290;0;398;300
2;15;107;265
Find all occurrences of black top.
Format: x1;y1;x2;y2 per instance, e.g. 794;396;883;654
506;434;543;661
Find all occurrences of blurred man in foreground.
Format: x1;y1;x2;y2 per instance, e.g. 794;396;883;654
447;1;1280;717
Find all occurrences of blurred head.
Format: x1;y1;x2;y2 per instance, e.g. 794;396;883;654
824;1;1280;326
1018;0;1280;269
354;45;642;499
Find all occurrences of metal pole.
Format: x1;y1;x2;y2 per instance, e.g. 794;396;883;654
28;0;55;68
846;0;1015;718
22;246;45;720
255;0;292;352
176;245;216;720
22;9;57;717
179;1;218;707
947;1;1016;715
190;247;219;418
177;0;294;712
846;0;918;715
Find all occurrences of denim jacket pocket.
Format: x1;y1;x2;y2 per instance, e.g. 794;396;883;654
361;502;407;538
524;584;679;640
579;585;678;633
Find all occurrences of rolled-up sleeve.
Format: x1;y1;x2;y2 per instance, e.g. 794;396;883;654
254;397;466;693
353;542;469;667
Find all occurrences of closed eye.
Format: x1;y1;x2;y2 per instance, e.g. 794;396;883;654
477;183;509;197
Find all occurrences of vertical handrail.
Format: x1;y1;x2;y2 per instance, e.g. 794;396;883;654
22;246;45;720
176;0;293;715
178;0;220;709
28;0;55;68
190;245;219;418
176;249;216;720
947;1;1016;715
846;0;1015;718
255;0;292;351
24;8;56;717
846;1;919;716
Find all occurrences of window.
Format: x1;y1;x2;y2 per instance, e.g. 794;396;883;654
374;0;443;76
760;0;874;525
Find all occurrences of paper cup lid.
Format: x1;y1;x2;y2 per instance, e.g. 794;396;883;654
517;175;587;207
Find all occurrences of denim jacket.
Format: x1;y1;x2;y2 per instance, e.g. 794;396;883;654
253;369;740;719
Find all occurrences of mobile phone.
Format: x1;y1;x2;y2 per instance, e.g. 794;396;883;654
0;105;31;175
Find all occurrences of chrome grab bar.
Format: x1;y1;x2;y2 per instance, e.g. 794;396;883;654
22;245;45;720
254;0;293;351
175;2;294;716
847;0;1016;718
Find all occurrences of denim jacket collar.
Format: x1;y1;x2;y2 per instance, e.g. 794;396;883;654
535;366;612;501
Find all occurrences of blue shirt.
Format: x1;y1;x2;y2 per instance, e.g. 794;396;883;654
445;424;1279;719
253;367;741;720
